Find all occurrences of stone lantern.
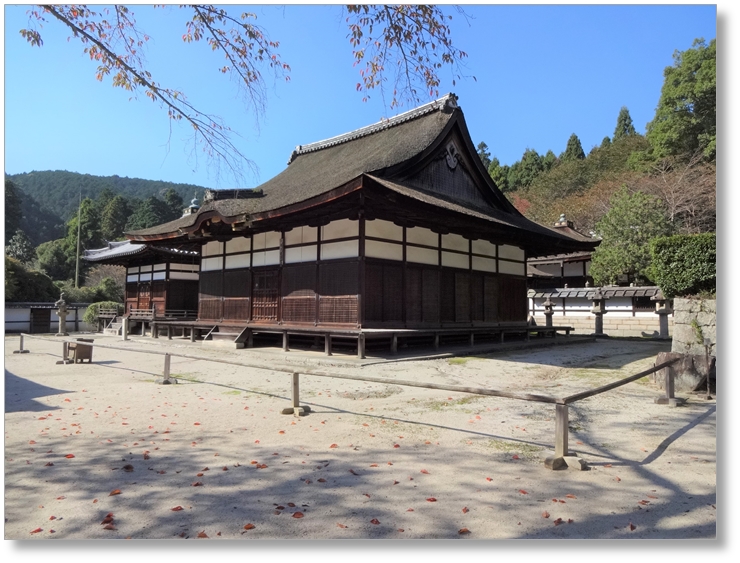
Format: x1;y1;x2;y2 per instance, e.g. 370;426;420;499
651;289;672;339
543;295;555;328
54;292;70;337
590;289;608;337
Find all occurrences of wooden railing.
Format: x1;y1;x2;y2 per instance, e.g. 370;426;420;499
15;333;682;473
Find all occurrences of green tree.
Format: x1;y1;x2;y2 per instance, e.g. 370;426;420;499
5;230;36;263
126;196;173;231
36;239;74;281
613;106;637;141
21;5;470;182
542;150;558;172
101;195;132;241
560;133;586;162
63;198;104;269
507;148;544;192
646;38;716;161
600;136;612;149
589;188;673;286
163;188;184;221
5;256;59;302
5;179;23;240
476;142;492;170
488;157;510;192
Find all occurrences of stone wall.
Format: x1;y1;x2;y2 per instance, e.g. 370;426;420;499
671;298;716;357
532;315;672;338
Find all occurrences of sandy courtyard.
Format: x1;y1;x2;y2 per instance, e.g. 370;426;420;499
4;332;716;542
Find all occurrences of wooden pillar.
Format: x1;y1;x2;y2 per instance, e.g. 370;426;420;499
14;334;30;354
357;332;366;359
292;372;300;409
282;331;289;352
152;322;159;339
554;403;569;458
325;334;332;356
167;325;172;340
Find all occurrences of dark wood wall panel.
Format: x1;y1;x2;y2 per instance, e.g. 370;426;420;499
421;269;440;323
454;272;471;323
471;274;484;322
199;299;223;321
499;276;527;322
364;263;384;322
224;270;251;297
382;264;403;322
167;280;199;311
252;269;279;321
282;264;316;323
223;298;250;321
440;270;455;322
199;271;223;321
484;275;499;322
405;267;422;323
319;261;359;325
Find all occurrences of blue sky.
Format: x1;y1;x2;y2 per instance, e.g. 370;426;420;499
2;3;720;190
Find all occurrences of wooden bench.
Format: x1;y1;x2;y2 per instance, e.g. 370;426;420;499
67;338;94;363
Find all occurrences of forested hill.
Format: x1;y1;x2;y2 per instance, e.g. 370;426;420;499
6;170;207;224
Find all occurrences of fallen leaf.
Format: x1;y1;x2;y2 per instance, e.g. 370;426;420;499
317;478;326;483
109;489;121;496
628;522;636;531
329;444;338;449
398;528;405;532
197;531;208;538
287;503;296;507
191;482;203;487
568;519;574;524
512;455;520;460
566;494;577;499
370;518;380;525
542;511;550;518
518;489;528;495
123;464;134;472
349;469;358;475
420;469;430;474
426;497;437;502
393;444;400;448
103;524;116;530
615;477;621;482
604;464;612;468
30;528;43;534
486;477;493;482
462;507;469;513
45;462;54;467
292;512;304;519
101;515;114;524
407;508;414;512
196;472;204;477
458;528;471;535
171;506;184;511
49;516;56;520
369;464;378;467
553;518;563;526
363;493;371;498
65;454;75;459
243;523;255;530
647;495;658;499
337;523;347;529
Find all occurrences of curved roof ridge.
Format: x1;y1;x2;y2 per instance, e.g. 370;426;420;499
287;93;458;164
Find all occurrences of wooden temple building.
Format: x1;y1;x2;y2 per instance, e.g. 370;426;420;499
125;94;596;355
83;240;200;324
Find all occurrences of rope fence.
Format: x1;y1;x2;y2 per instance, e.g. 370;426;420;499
12;333;681;471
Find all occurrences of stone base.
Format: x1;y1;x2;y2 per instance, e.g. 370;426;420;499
55;359;73;365
13;350;30;354
55;333;69;337
654;396;686;406
281;405;311;417
156;378;178;385
544;451;588;471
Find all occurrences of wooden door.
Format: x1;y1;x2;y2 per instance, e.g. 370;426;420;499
30;308;51;333
137;282;151;311
251;270;279;321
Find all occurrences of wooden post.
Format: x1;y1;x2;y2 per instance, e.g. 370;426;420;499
292;372;300;409
152;321;159;339
190;328;196;342
14;334;30;354
167;325;172;340
357;333;366;359
554;403;569;458
122;317;129;341
282;331;289;352
325;334;332;356
157;353;175;385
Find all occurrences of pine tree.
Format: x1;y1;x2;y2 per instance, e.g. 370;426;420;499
560;134;586;162
613;107;637;141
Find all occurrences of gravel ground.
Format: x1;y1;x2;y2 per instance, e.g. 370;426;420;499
4;332;718;548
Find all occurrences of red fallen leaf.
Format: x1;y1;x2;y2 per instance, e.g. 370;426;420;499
49;516;57;520
475;415;481;420
462;507;469;513
628;523;636;531
518;490;528;495
49;529;56;533
197;531;208;538
123;464;134;472
317;478;326;483
420;469;430;474
425;441;431;444
615;477;621;482
393;444;400;448
30;528;43;534
292;512;304;518
194;422;201;425
254;440;260;444
64;398;71;402
101;515;114;524
647;495;658;499
393;480;399;485
407;508;414;512
566;494;577;499
201;467;210;471
65;454;75;459
244;523;255;530
256;464;268;469
103;524;116;530
553;518;563;526
276;505;285;510
171;506;184;511
486;477;493;482
638;500;650;505
305;479;312;484
370;519;380;525
349;469;358;475
369;464;378;467
93;499;98;504
398;528;405;532
426;497;437;502
45;462;54;467
542;511;550;518
192;482;203;487
337;523;347;529
604;464;612;468
109;489;121;496
287;503;296;507
329;444;338;448
512;455;520;460
250;461;258;465
362;423;369;427
278;430;285;434
568;519;574;524
29;440;37;444
458;528;471;535
558;500;566;504
196;473;204;477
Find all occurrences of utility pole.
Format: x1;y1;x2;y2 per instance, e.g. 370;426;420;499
75;191;82;288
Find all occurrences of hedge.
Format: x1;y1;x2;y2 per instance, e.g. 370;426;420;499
83;301;123;325
649;233;716;298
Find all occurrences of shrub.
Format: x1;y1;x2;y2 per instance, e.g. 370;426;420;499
649;233;716;297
